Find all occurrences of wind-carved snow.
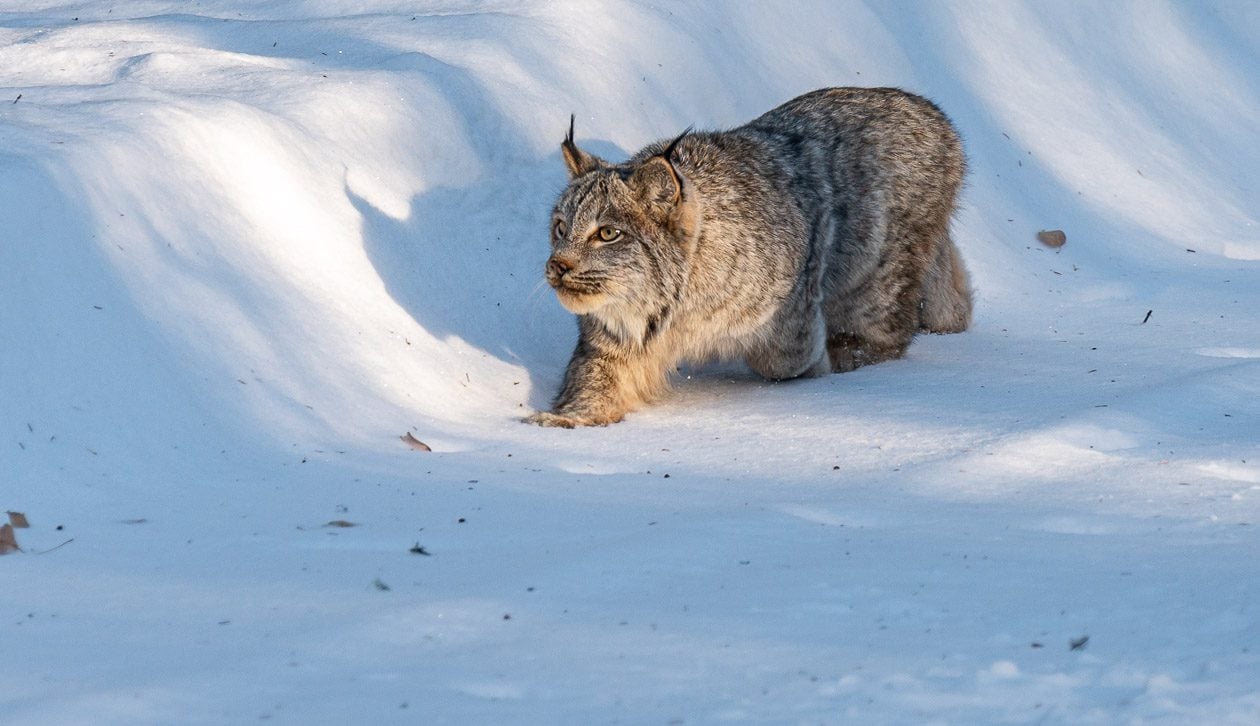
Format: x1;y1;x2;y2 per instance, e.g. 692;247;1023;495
2;2;1259;724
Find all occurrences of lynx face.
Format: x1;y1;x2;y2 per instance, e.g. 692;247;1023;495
545;127;699;344
547;172;672;315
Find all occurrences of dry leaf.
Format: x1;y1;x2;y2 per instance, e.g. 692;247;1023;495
7;511;29;528
0;524;19;554
400;432;432;452
1037;229;1067;248
324;520;357;528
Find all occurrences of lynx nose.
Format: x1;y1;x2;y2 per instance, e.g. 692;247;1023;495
546;255;575;280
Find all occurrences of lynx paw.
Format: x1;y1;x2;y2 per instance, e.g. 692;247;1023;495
524;411;580;428
524;410;621;428
826;334;905;372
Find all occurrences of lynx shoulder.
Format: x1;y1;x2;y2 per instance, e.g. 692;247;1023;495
527;87;973;428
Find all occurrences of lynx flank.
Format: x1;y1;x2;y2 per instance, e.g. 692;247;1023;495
528;87;972;428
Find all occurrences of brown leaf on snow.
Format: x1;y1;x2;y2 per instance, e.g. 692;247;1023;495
1037;229;1067;248
400;432;432;452
7;511;30;528
0;524;19;554
324;520;357;528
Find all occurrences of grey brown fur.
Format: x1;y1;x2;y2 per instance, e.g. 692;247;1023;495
528;87;972;427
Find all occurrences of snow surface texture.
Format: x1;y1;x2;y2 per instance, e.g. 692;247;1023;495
3;1;1259;723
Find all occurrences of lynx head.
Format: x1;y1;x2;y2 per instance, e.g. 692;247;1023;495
544;117;701;345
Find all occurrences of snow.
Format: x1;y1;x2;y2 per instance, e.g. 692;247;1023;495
3;1;1258;723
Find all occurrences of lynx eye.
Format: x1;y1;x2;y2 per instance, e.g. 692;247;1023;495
597;226;622;242
552;219;567;240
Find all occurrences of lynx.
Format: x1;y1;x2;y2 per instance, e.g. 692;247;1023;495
528;87;972;428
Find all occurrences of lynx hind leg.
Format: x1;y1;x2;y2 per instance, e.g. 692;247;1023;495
824;295;916;373
918;232;973;334
822;226;927;373
826;331;909;373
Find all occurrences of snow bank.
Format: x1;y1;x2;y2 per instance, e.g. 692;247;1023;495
3;2;1258;723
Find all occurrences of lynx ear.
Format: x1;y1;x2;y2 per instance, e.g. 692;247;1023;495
630;128;692;204
630;129;699;246
561;114;604;178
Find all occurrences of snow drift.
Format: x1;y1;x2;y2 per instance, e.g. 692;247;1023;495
3;2;1259;723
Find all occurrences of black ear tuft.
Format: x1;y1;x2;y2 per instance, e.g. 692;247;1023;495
561;114;605;178
660;126;693;163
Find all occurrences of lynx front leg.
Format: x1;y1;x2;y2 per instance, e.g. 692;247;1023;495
525;336;664;427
